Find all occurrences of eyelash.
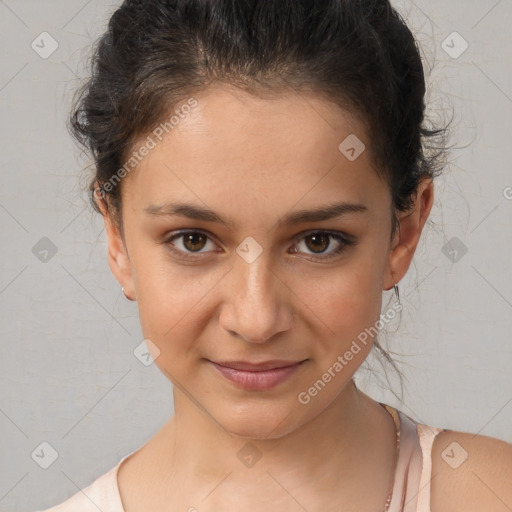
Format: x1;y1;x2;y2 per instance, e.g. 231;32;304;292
163;229;356;262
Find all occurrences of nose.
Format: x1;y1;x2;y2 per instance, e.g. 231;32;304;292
219;252;294;344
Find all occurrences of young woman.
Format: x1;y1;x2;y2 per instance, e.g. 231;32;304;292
41;0;512;511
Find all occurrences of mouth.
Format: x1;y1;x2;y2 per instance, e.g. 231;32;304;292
207;359;308;391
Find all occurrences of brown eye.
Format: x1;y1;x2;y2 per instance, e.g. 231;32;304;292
292;231;356;261
304;233;330;253
165;230;217;259
182;232;208;252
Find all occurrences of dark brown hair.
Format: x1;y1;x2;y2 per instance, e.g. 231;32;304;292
69;0;451;396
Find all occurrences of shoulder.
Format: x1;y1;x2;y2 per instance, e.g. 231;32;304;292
37;464;122;511
429;428;512;512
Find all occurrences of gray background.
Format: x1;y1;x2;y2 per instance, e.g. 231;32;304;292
0;1;511;510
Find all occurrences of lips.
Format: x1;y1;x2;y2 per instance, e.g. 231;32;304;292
213;360;306;371
208;359;307;391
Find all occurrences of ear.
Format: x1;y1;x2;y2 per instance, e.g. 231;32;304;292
383;178;434;291
94;184;136;301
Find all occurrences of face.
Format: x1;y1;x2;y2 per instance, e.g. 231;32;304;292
102;83;429;439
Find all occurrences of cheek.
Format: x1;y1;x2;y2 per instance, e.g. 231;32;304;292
138;281;202;333
131;249;227;352
294;258;384;346
291;266;384;405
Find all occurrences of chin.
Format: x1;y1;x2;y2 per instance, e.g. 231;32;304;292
212;399;308;440
223;418;296;441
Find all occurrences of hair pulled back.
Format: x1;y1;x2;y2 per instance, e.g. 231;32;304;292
70;0;449;234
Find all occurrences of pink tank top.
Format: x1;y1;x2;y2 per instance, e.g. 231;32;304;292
381;404;444;512
38;403;445;512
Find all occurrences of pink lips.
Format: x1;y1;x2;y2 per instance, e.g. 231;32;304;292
209;359;307;391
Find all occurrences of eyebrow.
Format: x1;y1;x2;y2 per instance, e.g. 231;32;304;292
143;200;368;228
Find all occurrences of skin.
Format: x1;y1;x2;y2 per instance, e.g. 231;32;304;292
97;83;512;511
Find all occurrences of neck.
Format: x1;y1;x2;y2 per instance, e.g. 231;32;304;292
159;380;392;492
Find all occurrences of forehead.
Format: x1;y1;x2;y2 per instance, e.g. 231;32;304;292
167;83;367;158
121;84;389;226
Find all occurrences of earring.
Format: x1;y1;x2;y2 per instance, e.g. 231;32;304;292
393;283;401;306
122;286;135;301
